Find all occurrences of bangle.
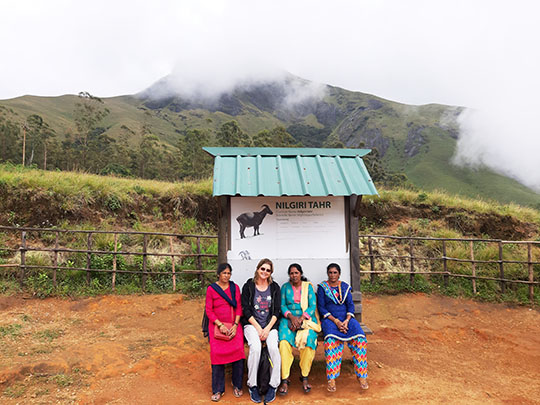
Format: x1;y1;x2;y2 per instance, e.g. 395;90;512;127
234;322;239;325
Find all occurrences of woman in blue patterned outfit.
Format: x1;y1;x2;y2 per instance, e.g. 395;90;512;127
278;263;319;395
317;263;368;392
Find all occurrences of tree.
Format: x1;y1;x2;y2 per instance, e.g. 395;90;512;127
361;147;385;183
216;121;251;147
357;142;411;188
253;126;300;147
323;138;345;149
73;92;110;168
268;126;298;147
177;129;213;179
286;123;330;147
0;118;21;163
138;134;160;178
25;114;55;169
252;129;273;147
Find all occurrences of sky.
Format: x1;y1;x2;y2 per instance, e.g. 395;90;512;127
1;0;539;191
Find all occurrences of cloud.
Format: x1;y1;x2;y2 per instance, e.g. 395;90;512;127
142;52;327;108
1;0;540;194
453;107;540;192
166;54;284;100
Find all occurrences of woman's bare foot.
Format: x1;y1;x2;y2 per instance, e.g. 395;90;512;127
358;377;369;390
327;379;336;392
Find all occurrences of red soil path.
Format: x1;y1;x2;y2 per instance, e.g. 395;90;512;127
1;293;539;404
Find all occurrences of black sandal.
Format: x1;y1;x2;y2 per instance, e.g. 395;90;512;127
300;376;311;393
278;379;290;396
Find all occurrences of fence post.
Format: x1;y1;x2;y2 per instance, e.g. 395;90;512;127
86;232;92;286
142;234;148;291
112;233;117;291
53;232;59;288
368;237;375;284
470;241;476;295
19;231;27;287
170;236;176;292
442;240;448;288
498;241;505;294
196;237;203;283
409;239;415;285
528;243;534;303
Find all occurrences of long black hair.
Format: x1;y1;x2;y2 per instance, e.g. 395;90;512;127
288;263;308;281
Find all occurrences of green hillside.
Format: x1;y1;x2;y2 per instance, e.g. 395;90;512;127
0;75;538;207
0;165;538;303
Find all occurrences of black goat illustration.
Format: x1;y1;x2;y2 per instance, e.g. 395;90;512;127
236;204;273;239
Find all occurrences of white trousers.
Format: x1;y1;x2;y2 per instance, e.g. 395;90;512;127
244;324;281;389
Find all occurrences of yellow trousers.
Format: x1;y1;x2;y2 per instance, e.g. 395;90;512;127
279;340;316;379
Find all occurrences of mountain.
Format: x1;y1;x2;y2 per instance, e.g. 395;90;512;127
0;73;538;207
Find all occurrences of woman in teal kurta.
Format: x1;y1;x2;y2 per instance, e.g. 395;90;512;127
278;263;319;395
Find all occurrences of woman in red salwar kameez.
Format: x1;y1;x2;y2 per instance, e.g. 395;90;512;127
205;263;245;402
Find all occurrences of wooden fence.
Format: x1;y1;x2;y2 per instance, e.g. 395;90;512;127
359;235;540;303
0;226;218;291
1;226;539;302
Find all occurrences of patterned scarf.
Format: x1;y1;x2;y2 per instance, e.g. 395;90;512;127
319;281;350;305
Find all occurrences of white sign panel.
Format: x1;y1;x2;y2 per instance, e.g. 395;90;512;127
227;196;349;287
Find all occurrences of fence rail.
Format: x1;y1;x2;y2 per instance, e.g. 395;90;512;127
359;235;540;303
0;226;539;303
0;225;218;292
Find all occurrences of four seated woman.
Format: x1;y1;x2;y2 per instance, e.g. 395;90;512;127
206;261;368;400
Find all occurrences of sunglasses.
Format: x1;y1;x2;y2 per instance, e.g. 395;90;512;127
260;266;272;273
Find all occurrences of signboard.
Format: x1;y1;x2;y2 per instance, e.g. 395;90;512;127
227;196;350;287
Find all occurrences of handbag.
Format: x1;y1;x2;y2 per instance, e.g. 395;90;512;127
257;342;272;395
214;306;235;341
202;309;210;338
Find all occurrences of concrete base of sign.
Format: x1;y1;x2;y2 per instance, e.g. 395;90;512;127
352;290;363;321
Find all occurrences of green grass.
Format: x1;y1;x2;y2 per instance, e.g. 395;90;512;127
384;129;540;207
0;323;22;338
3;384;26;398
0;162;213;201
50;374;73;387
35;328;63;342
362;274;539;305
367;186;540;226
359;231;540;305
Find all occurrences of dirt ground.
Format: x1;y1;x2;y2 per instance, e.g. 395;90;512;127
1;293;539;405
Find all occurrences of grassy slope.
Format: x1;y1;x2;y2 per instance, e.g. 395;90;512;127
384;128;540;207
1;164;538;230
0;163;212;203
1;167;537;304
1;90;539;208
0;94;286;146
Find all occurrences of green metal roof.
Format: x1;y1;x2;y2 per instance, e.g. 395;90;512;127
204;147;372;158
204;147;378;197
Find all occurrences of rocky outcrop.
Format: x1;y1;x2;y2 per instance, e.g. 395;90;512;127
438;106;464;139
334;109;390;155
404;124;427;157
